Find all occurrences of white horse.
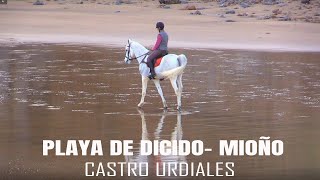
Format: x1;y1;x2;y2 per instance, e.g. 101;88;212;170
124;39;187;110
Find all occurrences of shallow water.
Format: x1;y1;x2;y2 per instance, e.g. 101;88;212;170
0;44;320;179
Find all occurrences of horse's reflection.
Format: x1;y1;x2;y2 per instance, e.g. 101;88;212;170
124;109;187;175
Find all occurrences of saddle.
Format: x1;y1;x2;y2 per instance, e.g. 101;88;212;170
154;57;163;68
154;52;168;68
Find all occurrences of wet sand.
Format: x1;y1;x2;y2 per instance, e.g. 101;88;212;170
0;43;320;179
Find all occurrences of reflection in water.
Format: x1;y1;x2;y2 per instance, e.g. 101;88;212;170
124;109;187;176
0;44;320;179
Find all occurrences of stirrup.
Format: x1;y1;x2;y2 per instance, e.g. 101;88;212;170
148;74;156;80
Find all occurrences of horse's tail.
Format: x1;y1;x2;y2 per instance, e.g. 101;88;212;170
160;54;187;78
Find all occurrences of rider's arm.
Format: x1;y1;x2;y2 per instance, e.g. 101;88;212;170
152;34;162;51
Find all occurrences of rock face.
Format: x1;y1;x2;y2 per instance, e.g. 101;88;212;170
217;0;283;7
162;5;171;9
272;9;281;15
301;0;310;4
115;0;133;5
190;10;202;15
115;0;122;5
240;2;251;8
262;0;281;5
237;12;249;16
159;0;181;4
33;0;45;5
226;10;236;14
181;5;197;10
180;0;188;4
257;14;272;20
278;15;291;21
218;14;226;18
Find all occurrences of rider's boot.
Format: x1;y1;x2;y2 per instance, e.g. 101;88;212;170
147;61;156;80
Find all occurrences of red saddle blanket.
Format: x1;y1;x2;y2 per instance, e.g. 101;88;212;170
154;57;163;68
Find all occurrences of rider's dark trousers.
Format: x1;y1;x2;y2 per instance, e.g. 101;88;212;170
147;50;168;66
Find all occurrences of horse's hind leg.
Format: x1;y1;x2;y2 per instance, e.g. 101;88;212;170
153;79;168;109
170;76;182;111
138;76;149;108
177;74;183;93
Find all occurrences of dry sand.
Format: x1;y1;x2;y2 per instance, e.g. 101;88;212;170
0;0;320;51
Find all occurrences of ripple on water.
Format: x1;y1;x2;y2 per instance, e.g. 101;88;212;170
126;110;195;116
29;103;48;107
46;106;62;110
104;112;122;115
71;109;94;113
79;74;97;77
68;50;80;53
9;50;27;54
14;98;28;103
192;101;209;104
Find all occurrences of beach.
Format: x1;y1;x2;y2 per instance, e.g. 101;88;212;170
1;0;320;51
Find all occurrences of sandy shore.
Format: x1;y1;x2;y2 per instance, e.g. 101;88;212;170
1;1;320;51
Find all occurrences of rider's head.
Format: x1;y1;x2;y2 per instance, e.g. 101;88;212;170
156;22;164;32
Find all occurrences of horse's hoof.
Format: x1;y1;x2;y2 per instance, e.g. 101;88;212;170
163;107;168;112
137;108;144;114
177;106;181;112
137;103;144;108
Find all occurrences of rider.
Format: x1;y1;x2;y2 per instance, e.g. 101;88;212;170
147;21;169;80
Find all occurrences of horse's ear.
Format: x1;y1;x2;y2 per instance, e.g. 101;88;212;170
128;39;131;43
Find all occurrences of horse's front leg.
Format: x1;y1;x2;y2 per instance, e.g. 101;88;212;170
138;76;149;108
153;79;168;109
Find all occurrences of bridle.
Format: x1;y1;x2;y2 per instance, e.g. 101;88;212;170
125;42;150;64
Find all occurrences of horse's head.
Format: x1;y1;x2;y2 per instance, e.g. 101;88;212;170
124;39;135;64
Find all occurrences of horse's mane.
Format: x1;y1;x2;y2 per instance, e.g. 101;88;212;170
131;40;149;53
